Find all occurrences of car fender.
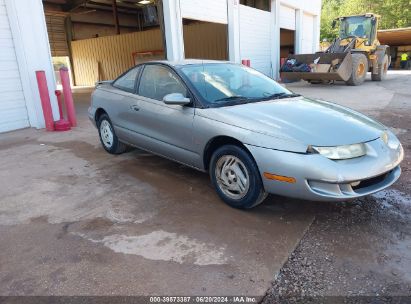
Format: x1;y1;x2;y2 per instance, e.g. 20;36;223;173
192;113;307;170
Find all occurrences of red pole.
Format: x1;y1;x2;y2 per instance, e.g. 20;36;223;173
54;90;71;132
241;59;251;67
59;67;77;127
35;71;55;131
55;90;64;119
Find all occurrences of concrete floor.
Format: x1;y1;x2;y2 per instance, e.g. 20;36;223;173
0;71;410;297
264;71;411;299
0;90;314;296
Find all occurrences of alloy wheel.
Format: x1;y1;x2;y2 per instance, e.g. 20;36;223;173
100;120;114;149
215;155;250;200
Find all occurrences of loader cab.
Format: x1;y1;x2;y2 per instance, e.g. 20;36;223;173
333;14;378;46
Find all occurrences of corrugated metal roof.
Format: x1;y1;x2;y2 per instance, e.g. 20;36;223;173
378;27;411;46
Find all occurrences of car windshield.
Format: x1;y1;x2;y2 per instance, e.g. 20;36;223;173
180;63;296;107
340;16;372;40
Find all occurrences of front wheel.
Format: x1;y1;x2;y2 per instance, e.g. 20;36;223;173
346;53;368;86
210;145;268;209
371;54;389;81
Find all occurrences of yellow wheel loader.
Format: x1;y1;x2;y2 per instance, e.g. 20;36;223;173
281;13;390;86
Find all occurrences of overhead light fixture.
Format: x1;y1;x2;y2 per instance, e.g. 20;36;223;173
138;0;151;4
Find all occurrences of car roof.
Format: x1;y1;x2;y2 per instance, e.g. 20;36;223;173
146;59;231;67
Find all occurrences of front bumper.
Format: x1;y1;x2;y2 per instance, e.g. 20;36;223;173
246;136;404;202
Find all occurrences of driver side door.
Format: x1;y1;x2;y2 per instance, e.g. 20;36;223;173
133;64;199;167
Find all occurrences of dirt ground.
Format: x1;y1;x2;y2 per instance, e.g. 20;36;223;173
0;71;410;300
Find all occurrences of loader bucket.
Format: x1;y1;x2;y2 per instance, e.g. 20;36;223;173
280;52;353;82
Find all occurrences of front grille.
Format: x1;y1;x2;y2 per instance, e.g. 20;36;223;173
351;171;390;190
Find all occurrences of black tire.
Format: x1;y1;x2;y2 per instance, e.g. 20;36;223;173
371;54;389;81
346;53;368;86
97;114;127;154
209;145;267;209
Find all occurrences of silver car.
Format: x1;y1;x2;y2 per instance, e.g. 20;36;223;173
89;60;404;209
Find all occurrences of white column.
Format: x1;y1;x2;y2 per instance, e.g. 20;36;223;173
270;0;280;79
312;14;320;52
162;0;185;61
5;0;59;129
227;0;240;63
295;9;303;54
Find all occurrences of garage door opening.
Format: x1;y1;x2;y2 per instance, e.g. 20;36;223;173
182;19;228;60
240;0;270;11
42;0;166;87
378;28;411;69
280;28;295;61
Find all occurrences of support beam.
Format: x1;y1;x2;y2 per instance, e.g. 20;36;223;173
70;4;139;15
270;0;280;79
227;0;240;63
156;0;167;58
90;0;142;10
294;9;303;54
64;0;141;13
112;0;120;35
63;0;87;12
65;16;76;86
71;20;139;28
162;0;184;61
312;14;320;52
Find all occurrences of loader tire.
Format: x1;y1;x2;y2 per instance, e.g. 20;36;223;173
346;54;368;86
372;54;388;81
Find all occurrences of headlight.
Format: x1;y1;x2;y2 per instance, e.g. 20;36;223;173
308;143;366;160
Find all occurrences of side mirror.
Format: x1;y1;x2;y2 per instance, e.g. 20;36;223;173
163;93;191;106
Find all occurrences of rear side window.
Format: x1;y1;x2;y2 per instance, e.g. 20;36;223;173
113;67;140;92
138;65;187;101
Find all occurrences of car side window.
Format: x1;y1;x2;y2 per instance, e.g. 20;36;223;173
113;67;140;92
138;65;187;101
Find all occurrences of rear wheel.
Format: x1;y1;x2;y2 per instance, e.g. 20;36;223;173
346;53;368;86
371;54;389;81
98;114;127;154
210;145;268;209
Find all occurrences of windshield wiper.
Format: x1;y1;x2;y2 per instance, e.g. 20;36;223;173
260;93;300;101
214;95;249;102
213;95;253;106
212;93;300;107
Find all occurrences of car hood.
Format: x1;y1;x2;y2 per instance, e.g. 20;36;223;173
199;97;386;147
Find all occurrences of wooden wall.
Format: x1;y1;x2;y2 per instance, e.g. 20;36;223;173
71;22;228;86
183;21;228;60
71;29;163;86
45;14;69;57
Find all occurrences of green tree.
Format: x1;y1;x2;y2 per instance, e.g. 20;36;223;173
320;0;411;40
320;0;343;40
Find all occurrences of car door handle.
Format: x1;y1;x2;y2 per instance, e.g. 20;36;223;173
130;105;140;112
